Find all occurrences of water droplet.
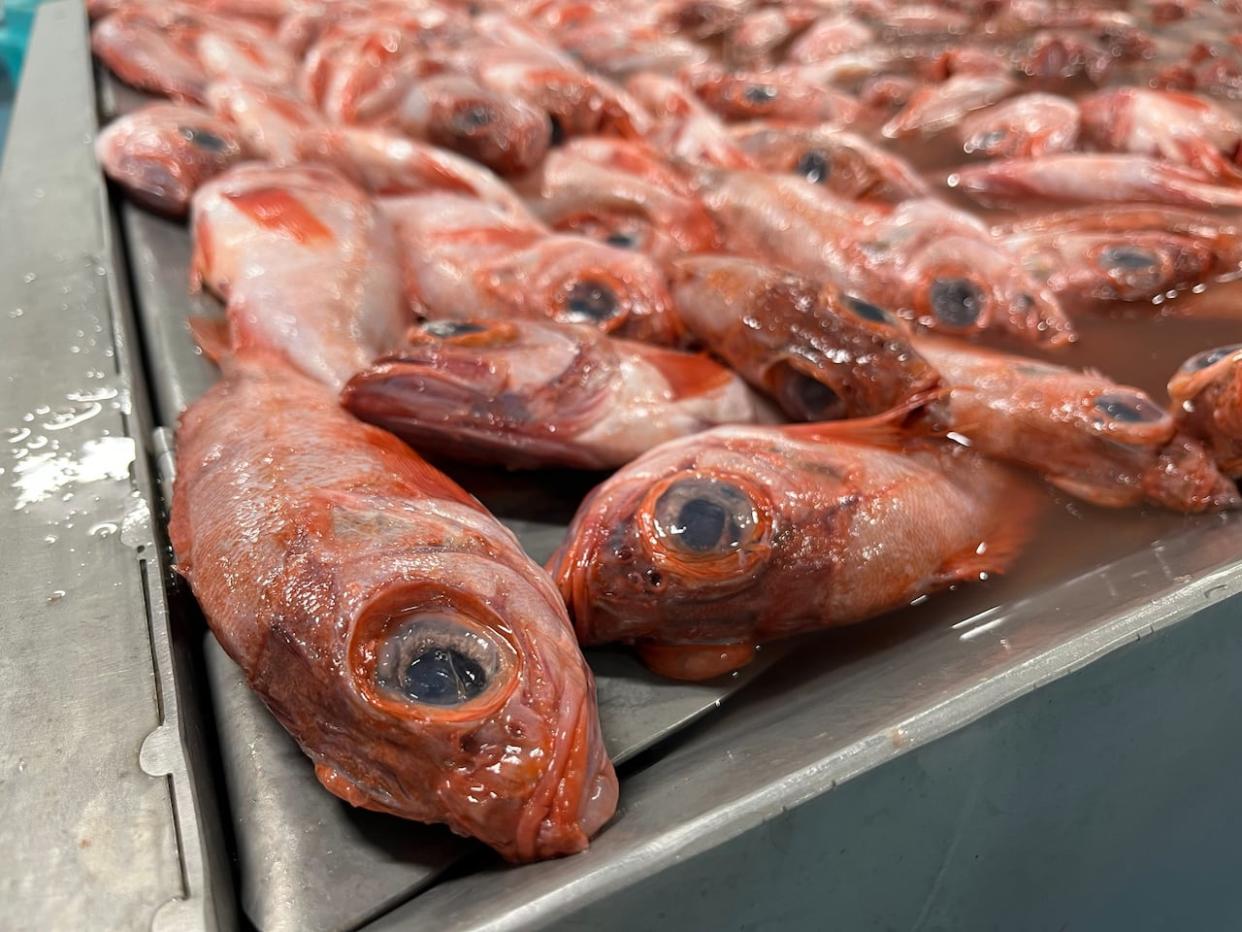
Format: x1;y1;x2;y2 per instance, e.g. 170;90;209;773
9;308;24;319
32;189;45;200
43;534;57;544
48;590;66;603
22;272;37;284
89;521;119;539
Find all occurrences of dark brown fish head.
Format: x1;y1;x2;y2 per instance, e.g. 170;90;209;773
483;236;684;345
1169;344;1242;477
902;235;1075;346
1084;235;1215;302
342;554;617;861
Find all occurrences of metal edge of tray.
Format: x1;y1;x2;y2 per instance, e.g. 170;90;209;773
102;85;786;932
371;513;1242;931
1;4;222;930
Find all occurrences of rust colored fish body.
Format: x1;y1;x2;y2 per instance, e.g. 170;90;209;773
913;335;1240;511
171;354;617;861
786;14;876;63
958;93;1080;159
953;154;1242;208
684;64;863;126
343;318;766;470
91;7;213;103
730;122;930;203
882;74;1017;138
207;79;321;165
96;103;246;216
625;73;758;169
549;416;1037;680
382;193;683;345
670;255;942;421
191;164;408;389
519;137;719;261
1169;344;1242;477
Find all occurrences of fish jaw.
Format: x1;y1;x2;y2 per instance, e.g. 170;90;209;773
1170;345;1242;477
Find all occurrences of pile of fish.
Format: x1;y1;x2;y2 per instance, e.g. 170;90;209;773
92;0;1242;861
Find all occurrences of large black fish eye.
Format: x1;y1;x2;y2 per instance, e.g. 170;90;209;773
1097;245;1158;271
654;477;757;555
744;84;779;104
565;279;620;321
422;320;487;338
375;616;502;707
453;105;494;132
930;278;984;327
795;149;831;184
180;125;229;153
1093;391;1166;424
1182;344;1242;372
777;367;847;421
845;294;892;324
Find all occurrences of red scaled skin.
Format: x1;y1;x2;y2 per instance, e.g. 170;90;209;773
1169;344;1242;477
382;193;683;345
914;335;1240;511
96;103;246;217
342;318;767;470
171;354;617;861
518;137;720;262
958;93;1080;159
549;417;1038;680
670;255;943;421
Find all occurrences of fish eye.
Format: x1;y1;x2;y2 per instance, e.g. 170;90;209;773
773;364;847;420
180;125;229;152
653;477;757;555
548;114;566;146
1092;391;1167;425
605;230;640;249
930;278;984;327
374;615;502;707
845;294;893;324
970;128;1008;152
795;149;831;184
1181;344;1242;372
743;84;779;104
422;320;487;338
1097;245;1158;271
453;104;495;133
565;279;620;322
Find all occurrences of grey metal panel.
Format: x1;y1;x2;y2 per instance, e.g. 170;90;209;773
0;4;215;930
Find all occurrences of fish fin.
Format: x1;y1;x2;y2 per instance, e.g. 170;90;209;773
636;640;757;681
187;315;231;365
1045;473;1137;508
934;485;1042;585
782;389;948;449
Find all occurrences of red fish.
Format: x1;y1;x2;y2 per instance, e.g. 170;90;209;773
1079;88;1242;179
171;353;617;861
882;74;1017;138
91;7;212;103
624;73;758;169
207;79;320;166
670;255;943;420
786;14;876;63
730;122;930;203
342;318;767;469
958;93;1080;159
191;164;409;389
1012;30;1115;83
381;193;683;345
683;64;862;126
518;137;719;261
548;412;1037;680
196;18;294;87
96;103;246;216
557;22;709;79
1169;344;1242;477
913;335;1240;511
722;7;818;68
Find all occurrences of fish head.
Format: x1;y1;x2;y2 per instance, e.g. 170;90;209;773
342;551;616;860
1169;344;1242;473
551;432;780;645
482;236;684;344
902;234;1075;345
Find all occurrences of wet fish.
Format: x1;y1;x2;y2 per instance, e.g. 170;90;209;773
625;73;758;170
730;122;930;203
343;318;766;469
196;17;294;87
958;93;1080;159
953;154;1242;208
207;79;320;165
381;193;683;345
1169;344;1242;476
558;22;710;79
398;73;552;176
882;74;1017;138
548;411;1037;680
723;7;817;69
191;164;408;389
670;255;943;420
1079;88;1242;178
96;103;246;216
684;64;862;126
913;335;1240;510
171;352;616;861
786;14;875;63
91;7;212;103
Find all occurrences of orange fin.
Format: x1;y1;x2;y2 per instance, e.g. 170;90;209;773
636;640;757;681
224;187;334;244
934;480;1042;586
782;389;948;450
187;315;232;365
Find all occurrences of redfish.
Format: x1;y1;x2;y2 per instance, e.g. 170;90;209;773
882;74;1016;138
518;137;719;261
913;335;1240;511
381;193;683;345
670;255;942;420
207;79;320;166
171;353;616;861
625;73;758;170
343;318;766;470
549;413;1037;680
786;14;876;63
96;103;246;216
684;64;862;126
1169;345;1242;477
730;122;929;203
91;7;212;103
191;164;408;389
958;93;1080;159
